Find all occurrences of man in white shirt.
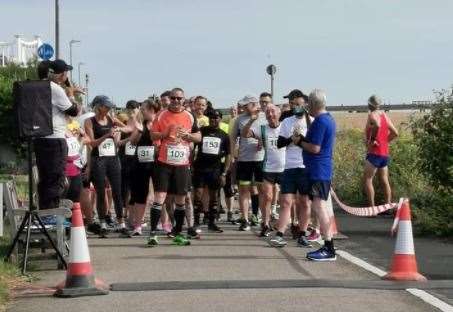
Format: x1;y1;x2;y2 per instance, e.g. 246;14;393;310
34;59;80;209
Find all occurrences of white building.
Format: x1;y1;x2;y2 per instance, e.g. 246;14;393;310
0;35;43;67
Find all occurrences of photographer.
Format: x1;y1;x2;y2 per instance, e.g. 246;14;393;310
34;60;80;210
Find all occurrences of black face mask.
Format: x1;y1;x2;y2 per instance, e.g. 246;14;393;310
293;106;305;117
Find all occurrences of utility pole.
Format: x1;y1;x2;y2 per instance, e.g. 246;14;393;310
85;73;89;107
78;62;85;86
55;0;59;59
69;40;81;81
266;64;277;98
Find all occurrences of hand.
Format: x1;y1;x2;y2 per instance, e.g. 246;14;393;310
249;114;258;122
177;128;190;140
219;175;226;187
291;134;301;145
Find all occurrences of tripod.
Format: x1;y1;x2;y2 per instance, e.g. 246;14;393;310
4;138;67;274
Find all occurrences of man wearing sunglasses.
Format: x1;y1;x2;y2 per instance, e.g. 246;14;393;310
148;88;201;246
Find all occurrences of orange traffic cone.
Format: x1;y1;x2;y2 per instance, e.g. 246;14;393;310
55;203;109;297
383;199;426;281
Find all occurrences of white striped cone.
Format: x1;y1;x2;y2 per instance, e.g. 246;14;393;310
55;203;109;298
383;199;426;281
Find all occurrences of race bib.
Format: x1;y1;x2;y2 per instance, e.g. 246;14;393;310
66;137;80;157
99;138;115;157
267;137;278;149
167;144;189;165
202;136;221;155
137;146;155;163
125;141;137;156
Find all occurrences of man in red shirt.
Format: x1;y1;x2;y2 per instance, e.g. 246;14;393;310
148;88;201;246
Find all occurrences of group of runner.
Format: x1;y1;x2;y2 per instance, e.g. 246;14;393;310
42;59;396;263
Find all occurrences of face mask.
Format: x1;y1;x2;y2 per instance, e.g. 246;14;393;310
293;106;305;117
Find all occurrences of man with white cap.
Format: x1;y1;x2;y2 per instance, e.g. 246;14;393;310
231;95;266;231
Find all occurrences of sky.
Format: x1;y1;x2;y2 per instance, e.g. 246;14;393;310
1;0;453;107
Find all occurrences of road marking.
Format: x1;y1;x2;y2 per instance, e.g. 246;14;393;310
337;250;453;312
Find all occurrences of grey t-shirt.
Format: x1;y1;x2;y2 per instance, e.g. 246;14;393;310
232;112;266;162
44;81;73;139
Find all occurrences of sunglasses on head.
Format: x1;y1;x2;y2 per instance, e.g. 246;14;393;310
171;96;184;101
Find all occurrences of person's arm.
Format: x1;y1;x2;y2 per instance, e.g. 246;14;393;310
386;115;398;142
84;118;114;148
230;118;239;160
295;120;325;154
276;120;293;148
296;136;321;154
240;115;258;138
367;112;380;145
179;120;201;143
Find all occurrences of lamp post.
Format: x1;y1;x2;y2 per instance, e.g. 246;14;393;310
85;73;89;107
69;39;80;81
55;0;59;59
266;64;277;98
77;62;85;87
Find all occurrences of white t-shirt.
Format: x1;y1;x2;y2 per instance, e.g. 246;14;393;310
44;82;73;139
255;124;285;173
279;115;310;169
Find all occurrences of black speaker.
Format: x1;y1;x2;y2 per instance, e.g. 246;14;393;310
13;80;53;138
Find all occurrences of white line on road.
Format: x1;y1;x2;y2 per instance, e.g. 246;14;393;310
337;250;453;312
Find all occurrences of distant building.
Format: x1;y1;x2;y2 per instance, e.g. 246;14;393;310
0;35;43;67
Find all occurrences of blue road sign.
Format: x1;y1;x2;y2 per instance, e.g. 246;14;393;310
37;43;54;61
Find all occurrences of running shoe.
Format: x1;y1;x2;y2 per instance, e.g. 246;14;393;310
238;220;250;231
250;214;259;226
227;212;233;222
306;246;336;261
119;227;132;238
187;227;201;239
98;227;108;238
290;224;298;240
167;230;176;239
208;224;224;233
147;234;159;247
132;226;142;236
105;214;115;228
172;234;191;246
86;222;101;235
307;230;321;242
269;235;287;247
259;225;271;237
297;234;312;248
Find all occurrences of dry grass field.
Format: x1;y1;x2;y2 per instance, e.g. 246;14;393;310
331;110;424;131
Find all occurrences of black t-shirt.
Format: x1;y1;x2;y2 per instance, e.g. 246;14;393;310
279;110;294;121
194;126;230;170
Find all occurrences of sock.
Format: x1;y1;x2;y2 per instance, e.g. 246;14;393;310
276;231;284;237
324;239;334;251
299;230;306;237
150;202;162;233
251;194;259;216
174;204;186;234
208;204;218;226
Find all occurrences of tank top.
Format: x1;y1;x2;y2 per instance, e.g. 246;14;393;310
135;121;155;165
367;113;389;156
91;116;116;157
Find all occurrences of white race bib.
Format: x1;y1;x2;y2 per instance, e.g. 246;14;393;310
125;141;137;156
202;136;221;155
167;144;189;165
66;137;80;157
137;146;155;163
267;137;278;149
99;138;115;157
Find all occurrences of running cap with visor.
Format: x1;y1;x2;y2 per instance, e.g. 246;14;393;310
49;59;73;74
283;89;308;101
91;95;115;109
207;110;223;119
126;100;140;110
238;94;258;106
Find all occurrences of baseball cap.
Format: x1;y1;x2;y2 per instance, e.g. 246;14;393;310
49;59;73;74
238;94;258;106
91;95;115;109
126;100;140;109
283;89;308;101
207;109;223;119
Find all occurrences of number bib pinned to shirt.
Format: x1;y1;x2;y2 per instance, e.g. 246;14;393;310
99;138;116;157
137;146;155;163
267;137;278;150
166;144;189;165
125;141;137;156
66;137;80;157
202;136;221;155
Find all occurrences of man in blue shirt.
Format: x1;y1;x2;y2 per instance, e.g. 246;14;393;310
295;89;337;261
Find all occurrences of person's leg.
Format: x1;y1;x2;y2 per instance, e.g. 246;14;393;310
377;166;392;204
238;184;251;225
185;192;194;228
363;159;378;207
91;157;108;235
311;197;331;241
260;180;274;227
105;157;124;223
296;195;311;234
193;188;204;226
251;185;259;217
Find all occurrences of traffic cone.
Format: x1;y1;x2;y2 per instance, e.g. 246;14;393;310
55;203;109;297
383;199;427;281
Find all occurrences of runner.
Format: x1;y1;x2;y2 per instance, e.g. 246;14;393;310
242;104;285;237
64;116;85;204
128;99;161;235
296;89;337;261
269;90;312;247
193;96;209;127
84;95;131;238
232;95;266;231
193;110;231;233
147;88;201;246
363;95;398;208
259;92;273;111
160;90;171;109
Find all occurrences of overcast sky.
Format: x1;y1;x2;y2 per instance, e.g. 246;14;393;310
1;0;453;107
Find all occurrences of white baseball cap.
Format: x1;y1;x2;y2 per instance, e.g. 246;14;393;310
238;94;258;106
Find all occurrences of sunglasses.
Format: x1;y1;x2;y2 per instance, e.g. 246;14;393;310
171;96;184;101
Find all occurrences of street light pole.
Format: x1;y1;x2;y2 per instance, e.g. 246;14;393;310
78;62;85;86
55;0;59;59
69;40;80;82
266;64;277;99
85;73;89;107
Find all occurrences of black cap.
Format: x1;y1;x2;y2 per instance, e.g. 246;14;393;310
49;59;73;74
126;100;140;109
283;89;308;101
207;109;222;119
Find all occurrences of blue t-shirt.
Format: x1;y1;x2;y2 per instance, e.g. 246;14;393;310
303;113;336;181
